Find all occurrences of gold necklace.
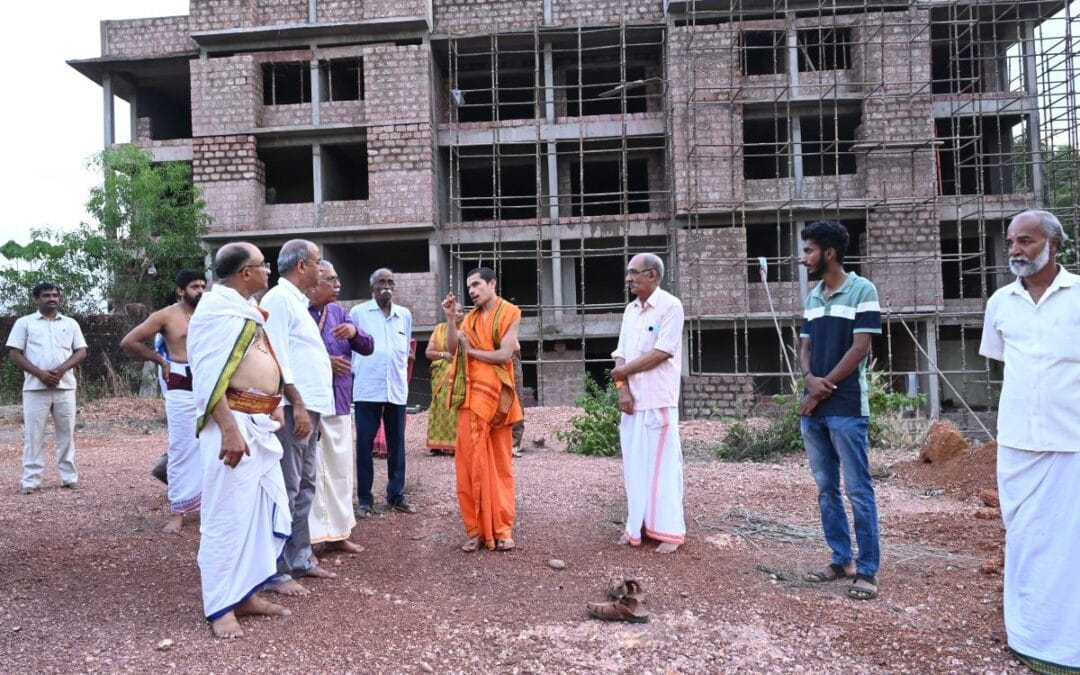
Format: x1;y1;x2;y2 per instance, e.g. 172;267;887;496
253;329;271;355
178;302;193;323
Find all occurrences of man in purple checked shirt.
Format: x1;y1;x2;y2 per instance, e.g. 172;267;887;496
306;260;374;557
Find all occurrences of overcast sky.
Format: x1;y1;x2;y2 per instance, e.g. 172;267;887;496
0;1;189;254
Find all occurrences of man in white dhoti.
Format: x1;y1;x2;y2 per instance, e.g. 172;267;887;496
609;253;686;554
306;261;372;556
188;242;293;639
121;270;207;532
980;209;1080;673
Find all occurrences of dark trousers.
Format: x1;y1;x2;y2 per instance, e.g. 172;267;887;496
355;401;407;508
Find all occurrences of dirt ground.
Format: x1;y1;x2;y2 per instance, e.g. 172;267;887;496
0;399;1021;674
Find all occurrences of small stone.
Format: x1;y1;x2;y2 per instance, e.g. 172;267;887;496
11;626;19;632
547;559;566;570
420;662;434;673
156;639;174;651
979;489;1000;507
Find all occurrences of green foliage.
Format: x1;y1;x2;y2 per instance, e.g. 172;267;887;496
0;359;24;405
717;367;928;462
0;144;210;315
716;384;804;462
557;377;621;457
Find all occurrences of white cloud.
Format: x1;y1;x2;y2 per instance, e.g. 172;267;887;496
0;1;189;252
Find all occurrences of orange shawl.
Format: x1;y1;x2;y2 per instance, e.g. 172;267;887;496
449;299;523;428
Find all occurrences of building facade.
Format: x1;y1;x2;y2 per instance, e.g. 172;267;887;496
70;0;1078;415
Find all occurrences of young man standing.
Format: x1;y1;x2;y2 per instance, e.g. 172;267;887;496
6;282;88;493
442;267;522;552
798;220;882;601
121;270;207;532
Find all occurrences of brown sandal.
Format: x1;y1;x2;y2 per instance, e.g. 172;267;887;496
586;596;649;623
606;579;646;603
495;537;516;551
461;536;481;552
804;563;855;583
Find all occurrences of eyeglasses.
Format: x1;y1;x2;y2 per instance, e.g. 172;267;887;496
625;268;656;276
322;275;341;284
241;262;272;272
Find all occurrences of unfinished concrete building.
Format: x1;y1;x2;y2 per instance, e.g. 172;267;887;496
70;0;1079;418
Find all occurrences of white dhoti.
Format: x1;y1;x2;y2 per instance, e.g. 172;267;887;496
198;412;291;622
999;445;1080;670
309;413;357;543
619;406;685;546
164;362;201;514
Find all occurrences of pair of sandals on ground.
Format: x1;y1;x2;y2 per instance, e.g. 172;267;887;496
805;562;878;600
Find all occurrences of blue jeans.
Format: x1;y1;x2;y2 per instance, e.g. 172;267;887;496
801;415;880;576
354;401;407;508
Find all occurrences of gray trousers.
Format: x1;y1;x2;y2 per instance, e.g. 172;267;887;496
275;406;321;578
511;353;524;450
22;389;78;488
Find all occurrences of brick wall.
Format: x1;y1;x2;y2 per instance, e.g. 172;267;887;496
261;103;312;128
191;55;263;137
550;0;663;25
392;272;439;326
862;206;943;312
320;0;432;22
682;375;756;418
434;0;541;34
676;228;748;316
263;202;316;230
367;125;436;226
669;25;743;213
363;45;432;124
103;16;194;57
255;0;308;24
854;9;932;95
194;135;265;233
190;0;257;32
321;100;367;125
538;346;585;406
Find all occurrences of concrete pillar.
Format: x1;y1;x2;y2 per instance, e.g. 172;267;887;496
310;59;321;126
309;0;317;22
919;319;941;417
102;72;115;147
1021;20;1044;202
543;43;563;320
312;143;323;228
785;21;803;196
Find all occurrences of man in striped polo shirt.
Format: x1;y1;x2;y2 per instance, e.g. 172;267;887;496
797;220;882;601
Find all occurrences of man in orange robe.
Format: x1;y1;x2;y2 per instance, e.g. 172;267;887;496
443;267;523;553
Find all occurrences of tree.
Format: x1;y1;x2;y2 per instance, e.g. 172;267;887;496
0;144;210;315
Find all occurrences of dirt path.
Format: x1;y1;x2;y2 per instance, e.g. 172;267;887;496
0;399;1018;673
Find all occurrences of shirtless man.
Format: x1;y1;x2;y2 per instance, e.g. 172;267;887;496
188;242;295;638
121;270;206;532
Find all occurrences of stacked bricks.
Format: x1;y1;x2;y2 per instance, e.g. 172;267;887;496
862;206;944;312
550;0;662;26
362;45;432;125
193;136;264;232
668;25;743;213
103;17;195;57
391;272;439;327
681;375;756;418
434;0;542;34
190;55;263;137
254;0;308;25
189;0;258;31
675;228;748;316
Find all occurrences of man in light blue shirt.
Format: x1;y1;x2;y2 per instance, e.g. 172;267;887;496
351;268;415;515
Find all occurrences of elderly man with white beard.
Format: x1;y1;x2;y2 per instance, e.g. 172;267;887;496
979;209;1080;673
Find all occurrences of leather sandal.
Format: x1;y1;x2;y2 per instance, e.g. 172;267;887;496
606;579;645;603
461;536;481;553
804;562;855;583
586;596;649;623
848;574;879;600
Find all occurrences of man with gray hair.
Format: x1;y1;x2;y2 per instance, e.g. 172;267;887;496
351;267;416;516
979;209;1080;671
608;252;686;556
259;239;336;596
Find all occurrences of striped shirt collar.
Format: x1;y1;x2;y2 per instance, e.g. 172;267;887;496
810;270;857;301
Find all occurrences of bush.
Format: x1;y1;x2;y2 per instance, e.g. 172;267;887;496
557;377;621;457
717;367;928;462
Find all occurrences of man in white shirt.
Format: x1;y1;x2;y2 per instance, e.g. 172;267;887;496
6;282;88;493
609;253;686;554
979;209;1080;672
351;267;415;516
260;239;336;595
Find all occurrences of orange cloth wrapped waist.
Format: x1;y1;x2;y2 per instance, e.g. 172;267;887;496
225;389;281;415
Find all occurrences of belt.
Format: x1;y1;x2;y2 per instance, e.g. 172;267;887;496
166;372;193;391
225;388;282;415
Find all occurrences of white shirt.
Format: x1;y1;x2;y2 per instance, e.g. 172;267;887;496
611;287;684;410
260;277;333;416
5;312;88;391
980;266;1080;453
351;300;412;405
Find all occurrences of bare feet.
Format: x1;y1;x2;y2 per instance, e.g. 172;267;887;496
323;539;364;554
655;542;681;554
461;535;481;552
210;611;244;639
235;593;291;618
310;554;319;566
162;514;183;533
265;578;310;597
306;565;337;580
